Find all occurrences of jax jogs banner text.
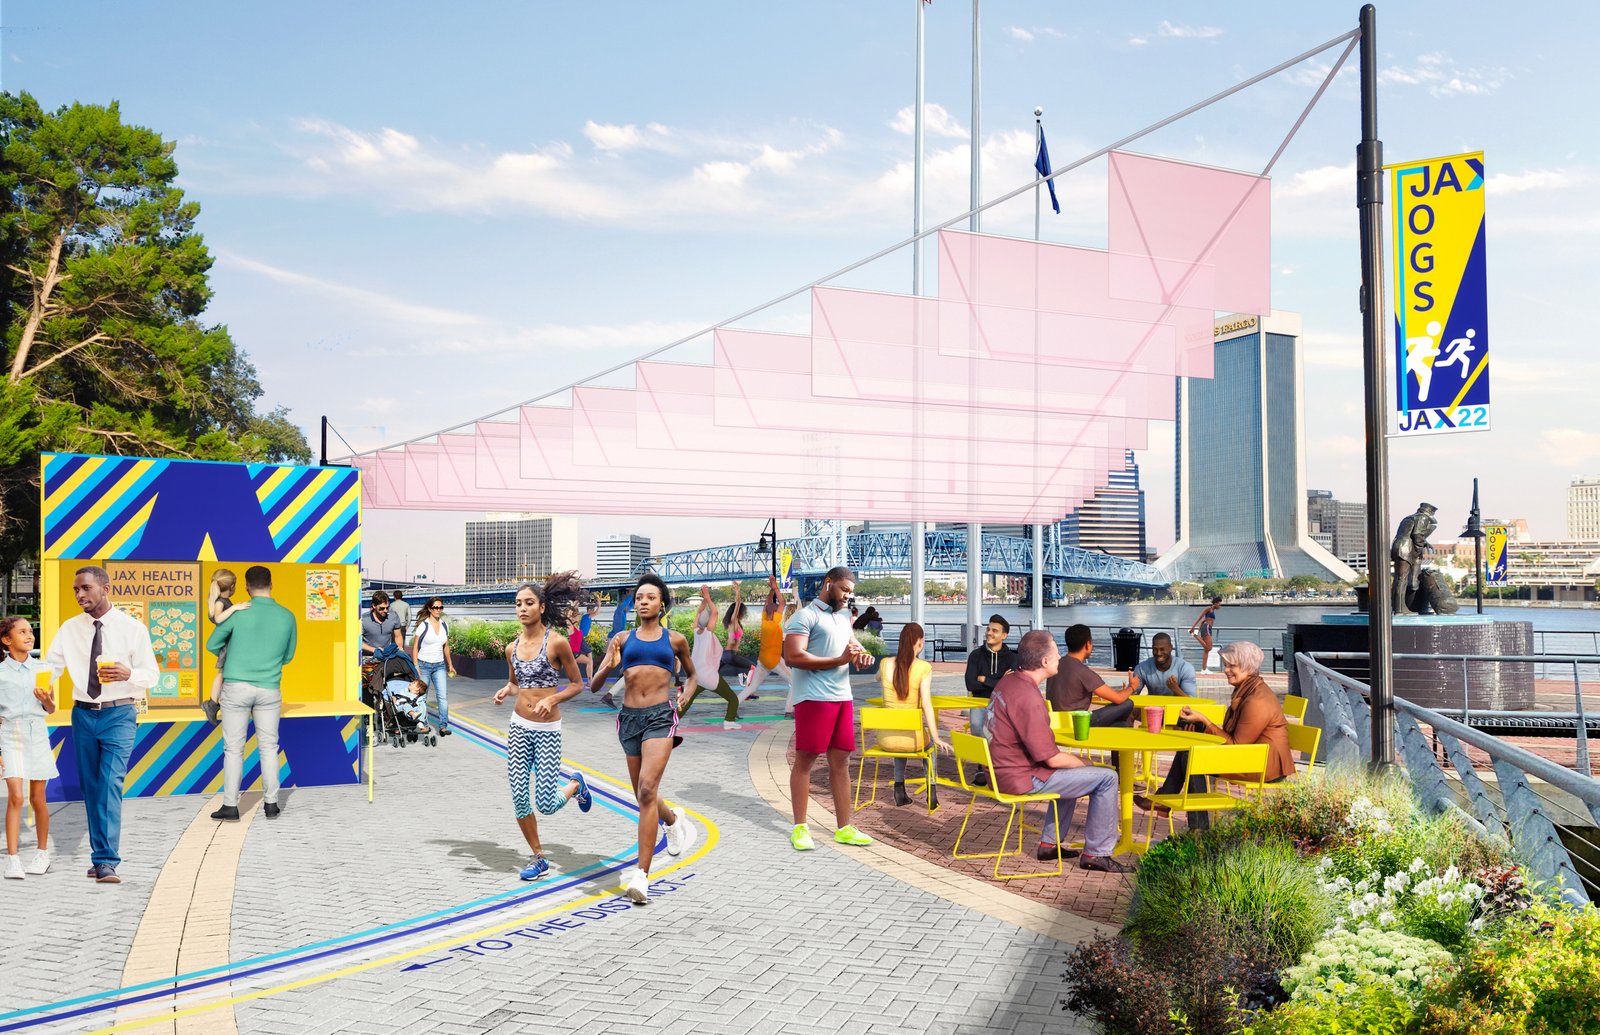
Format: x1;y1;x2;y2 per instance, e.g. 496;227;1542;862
1387;151;1490;437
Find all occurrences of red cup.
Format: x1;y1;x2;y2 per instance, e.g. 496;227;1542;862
1145;705;1166;733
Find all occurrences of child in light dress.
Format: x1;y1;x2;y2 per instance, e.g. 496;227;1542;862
1;616;58;878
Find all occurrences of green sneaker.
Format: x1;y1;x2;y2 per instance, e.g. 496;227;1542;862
790;824;815;851
834;825;874;847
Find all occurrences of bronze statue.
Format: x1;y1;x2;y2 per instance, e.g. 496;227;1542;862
1412;568;1460;615
1391;502;1438;614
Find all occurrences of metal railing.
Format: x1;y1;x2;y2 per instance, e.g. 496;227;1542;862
1295;651;1600;907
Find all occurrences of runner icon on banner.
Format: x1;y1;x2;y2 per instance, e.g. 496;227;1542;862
1386;150;1491;437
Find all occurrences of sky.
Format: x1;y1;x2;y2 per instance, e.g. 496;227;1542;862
6;1;1598;582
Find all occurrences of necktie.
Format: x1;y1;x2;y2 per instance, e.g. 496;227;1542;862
86;620;104;700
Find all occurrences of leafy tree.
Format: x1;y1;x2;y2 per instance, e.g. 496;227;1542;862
1287;575;1322;592
0;92;309;572
1202;577;1235;601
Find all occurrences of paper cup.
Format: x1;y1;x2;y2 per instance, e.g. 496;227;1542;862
1070;710;1091;741
1145;705;1166;733
33;669;52;691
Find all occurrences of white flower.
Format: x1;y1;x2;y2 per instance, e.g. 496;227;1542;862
1377;911;1396;926
1410;858;1428;873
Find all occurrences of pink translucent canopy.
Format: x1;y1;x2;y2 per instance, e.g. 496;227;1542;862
355;151;1270;524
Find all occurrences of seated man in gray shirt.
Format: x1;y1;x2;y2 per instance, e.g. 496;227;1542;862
1044;624;1134;728
1130;632;1198;697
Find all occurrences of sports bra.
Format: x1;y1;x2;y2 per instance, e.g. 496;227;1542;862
620;627;676;674
511;631;561;689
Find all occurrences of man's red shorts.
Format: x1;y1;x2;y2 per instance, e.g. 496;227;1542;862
793;699;856;755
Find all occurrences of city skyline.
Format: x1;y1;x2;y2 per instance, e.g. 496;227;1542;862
10;2;1600;579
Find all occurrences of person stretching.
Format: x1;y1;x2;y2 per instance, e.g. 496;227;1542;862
492;574;593;882
679;585;742;730
1190;596;1222;672
784;565;874;851
590;573;698;903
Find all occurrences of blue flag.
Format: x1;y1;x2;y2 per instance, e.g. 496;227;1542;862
1035;126;1060;214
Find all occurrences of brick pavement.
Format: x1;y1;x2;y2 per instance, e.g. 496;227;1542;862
2;675;1107;1033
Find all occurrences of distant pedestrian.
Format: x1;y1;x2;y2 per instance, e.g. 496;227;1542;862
42;565;160;884
573;602;599;688
723;584;747;656
680;585;742;730
590;574;698;903
409;596;456;736
205;566;297;823
361;592;404;659
389;590;411;630
1190;596;1223;671
492;574;593;882
784;566;874;852
1;617;58;878
600;592;634;708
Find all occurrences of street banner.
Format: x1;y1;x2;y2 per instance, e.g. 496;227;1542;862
1485;524;1508;587
1386;150;1490;437
779;546;794;589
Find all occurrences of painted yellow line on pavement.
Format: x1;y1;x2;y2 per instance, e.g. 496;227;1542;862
90;737;720;1033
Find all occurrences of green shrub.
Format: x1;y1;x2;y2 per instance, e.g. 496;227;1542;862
1413;902;1600;1035
1282;928;1453;1003
1125;838;1334;969
448;620;521;660
1243;981;1417;1035
1135;830;1202;893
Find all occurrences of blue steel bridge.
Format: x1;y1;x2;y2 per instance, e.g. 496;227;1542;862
373;527;1168;605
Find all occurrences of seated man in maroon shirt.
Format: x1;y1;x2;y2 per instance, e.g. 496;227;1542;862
986;630;1131;872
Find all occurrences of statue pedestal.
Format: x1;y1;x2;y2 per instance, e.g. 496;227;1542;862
1287;613;1533;711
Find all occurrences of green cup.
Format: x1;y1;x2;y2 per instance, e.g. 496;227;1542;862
1070;710;1091;741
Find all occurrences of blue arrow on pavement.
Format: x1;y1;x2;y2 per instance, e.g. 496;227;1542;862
400;957;455;972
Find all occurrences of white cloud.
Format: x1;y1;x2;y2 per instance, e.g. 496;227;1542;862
1009;26;1034;42
216;250;487;328
888;103;969;139
1302;332;1363;370
1008;25;1069;43
1380;52;1508;97
1128;36;1149;47
1277;162;1355;199
581;120;673;152
1157;20;1224;40
1488;169;1583;194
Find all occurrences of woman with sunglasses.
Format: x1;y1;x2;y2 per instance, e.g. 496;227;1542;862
410;597;457;736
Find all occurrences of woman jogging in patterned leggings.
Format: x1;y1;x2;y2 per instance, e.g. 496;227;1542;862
493;573;593;881
590;573;697;904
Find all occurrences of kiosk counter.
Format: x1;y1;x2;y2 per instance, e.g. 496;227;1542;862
38;452;371;800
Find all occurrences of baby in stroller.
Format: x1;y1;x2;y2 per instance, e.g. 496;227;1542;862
365;653;438;747
387;678;434;743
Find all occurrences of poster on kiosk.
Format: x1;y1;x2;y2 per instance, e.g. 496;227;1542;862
38;453;370;801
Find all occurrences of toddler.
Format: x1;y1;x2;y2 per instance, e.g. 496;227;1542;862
203;569;250;725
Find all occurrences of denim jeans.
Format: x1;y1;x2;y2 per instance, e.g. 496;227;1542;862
71;704;138;868
417;659;450;729
221;682;282;807
969;705;989;739
1031;765;1119;856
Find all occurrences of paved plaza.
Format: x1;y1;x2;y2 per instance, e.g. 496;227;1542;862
2;673;1114;1034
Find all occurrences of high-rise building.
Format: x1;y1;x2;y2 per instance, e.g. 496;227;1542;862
1568;478;1600;539
1306;490;1368;569
596;534;652;582
1158;312;1356;583
464;513;578;585
1059;450;1148;562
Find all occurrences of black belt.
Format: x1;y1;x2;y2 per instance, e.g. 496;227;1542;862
75;698;137;711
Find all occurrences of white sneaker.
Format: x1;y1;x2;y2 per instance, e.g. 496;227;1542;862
666;815;697;857
4;855;23;879
624;867;650;904
25;849;49;875
723;721;741;731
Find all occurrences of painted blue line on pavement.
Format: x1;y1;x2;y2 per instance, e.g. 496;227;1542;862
0;719;653;1031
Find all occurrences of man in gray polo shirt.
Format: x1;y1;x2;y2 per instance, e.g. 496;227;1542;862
783;565;874;852
362;591;404;658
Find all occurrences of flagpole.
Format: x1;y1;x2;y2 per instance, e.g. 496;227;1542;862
966;0;983;650
1031;109;1045;632
909;0;927;631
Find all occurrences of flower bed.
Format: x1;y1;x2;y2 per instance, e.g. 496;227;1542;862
1063;767;1600;1035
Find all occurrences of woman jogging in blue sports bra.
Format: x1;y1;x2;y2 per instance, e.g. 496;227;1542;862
492;573;593;881
590;573;697;904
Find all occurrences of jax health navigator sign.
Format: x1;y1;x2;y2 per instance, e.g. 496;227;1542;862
1387;150;1490;437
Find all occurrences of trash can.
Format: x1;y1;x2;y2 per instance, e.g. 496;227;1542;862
1111;628;1142;672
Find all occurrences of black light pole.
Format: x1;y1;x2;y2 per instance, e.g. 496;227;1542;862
320;416;329;467
1356;3;1395;770
1463;478;1485;614
759;518;777;579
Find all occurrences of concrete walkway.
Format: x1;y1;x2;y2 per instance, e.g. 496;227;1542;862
1;676;1100;1034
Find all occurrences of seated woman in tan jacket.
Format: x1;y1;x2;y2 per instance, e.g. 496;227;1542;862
1135;640;1292;828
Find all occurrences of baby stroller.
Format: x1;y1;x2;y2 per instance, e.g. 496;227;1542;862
361;653;438;748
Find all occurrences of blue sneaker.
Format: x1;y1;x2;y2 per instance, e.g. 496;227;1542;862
572;772;593;813
519;856;549;881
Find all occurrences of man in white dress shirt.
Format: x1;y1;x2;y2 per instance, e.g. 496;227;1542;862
43;565;159;884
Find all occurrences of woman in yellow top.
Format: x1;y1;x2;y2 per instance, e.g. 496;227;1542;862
877;623;949;808
742;575;794;703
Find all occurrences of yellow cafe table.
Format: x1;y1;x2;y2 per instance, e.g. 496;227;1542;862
1127;694;1227;728
1052;724;1224;856
866;695;989;711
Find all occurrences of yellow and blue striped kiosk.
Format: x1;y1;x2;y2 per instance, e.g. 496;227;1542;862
39;452;370;800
